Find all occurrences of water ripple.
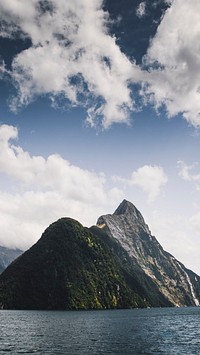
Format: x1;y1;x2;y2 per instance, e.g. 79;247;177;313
0;307;200;354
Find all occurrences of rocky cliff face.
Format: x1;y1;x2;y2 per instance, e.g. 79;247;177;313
97;199;200;307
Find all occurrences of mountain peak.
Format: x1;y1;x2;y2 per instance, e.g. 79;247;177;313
114;200;142;219
111;199;151;234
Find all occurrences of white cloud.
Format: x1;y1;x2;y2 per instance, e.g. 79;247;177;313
131;165;168;202
0;124;123;249
178;160;200;189
136;2;146;18
148;209;200;274
143;0;200;127
189;212;200;232
113;165;168;202
0;0;142;128
1;0;200;129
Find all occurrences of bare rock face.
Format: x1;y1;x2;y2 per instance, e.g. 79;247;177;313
97;200;200;307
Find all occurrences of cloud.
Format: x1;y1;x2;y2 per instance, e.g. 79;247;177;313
136;2;146;18
113;165;168;202
131;165;168;202
0;124;123;249
143;0;200;127
189;212;200;232
1;0;200;129
149;209;200;274
178;160;200;189
0;0;143;128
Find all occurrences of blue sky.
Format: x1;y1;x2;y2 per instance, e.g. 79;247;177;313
0;0;200;274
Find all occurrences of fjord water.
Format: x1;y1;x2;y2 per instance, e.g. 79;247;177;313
0;307;200;354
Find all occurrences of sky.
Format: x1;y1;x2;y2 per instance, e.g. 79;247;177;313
0;0;200;274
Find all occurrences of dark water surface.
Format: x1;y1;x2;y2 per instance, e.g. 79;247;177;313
0;307;200;354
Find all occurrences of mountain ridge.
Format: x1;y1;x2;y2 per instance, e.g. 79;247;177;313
0;217;147;310
0;200;199;309
97;200;200;307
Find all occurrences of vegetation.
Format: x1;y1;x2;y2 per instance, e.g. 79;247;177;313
90;225;172;308
0;218;147;310
1;207;197;310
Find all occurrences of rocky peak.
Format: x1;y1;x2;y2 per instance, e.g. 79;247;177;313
97;200;151;249
97;200;200;307
114;200;146;224
110;199;150;235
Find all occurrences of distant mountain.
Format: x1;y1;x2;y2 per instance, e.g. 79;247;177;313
0;246;23;272
0;218;147;310
96;200;200;307
0;200;199;310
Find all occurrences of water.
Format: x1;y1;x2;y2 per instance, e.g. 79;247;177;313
0;307;200;354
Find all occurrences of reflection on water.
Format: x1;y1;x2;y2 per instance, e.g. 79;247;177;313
0;307;200;354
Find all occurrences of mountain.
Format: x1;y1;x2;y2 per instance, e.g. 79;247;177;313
0;218;147;310
96;200;200;307
0;200;199;310
0;246;23;272
0;263;4;274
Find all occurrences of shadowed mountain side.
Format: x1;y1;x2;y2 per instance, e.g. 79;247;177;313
0;263;4;274
0;218;147;310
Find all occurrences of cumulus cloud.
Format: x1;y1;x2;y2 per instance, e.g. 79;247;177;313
149;209;200;274
0;124;123;249
0;0;143;128
178;160;200;189
131;165;168;202
143;0;200;127
1;0;200;129
113;165;168;202
136;2;146;18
